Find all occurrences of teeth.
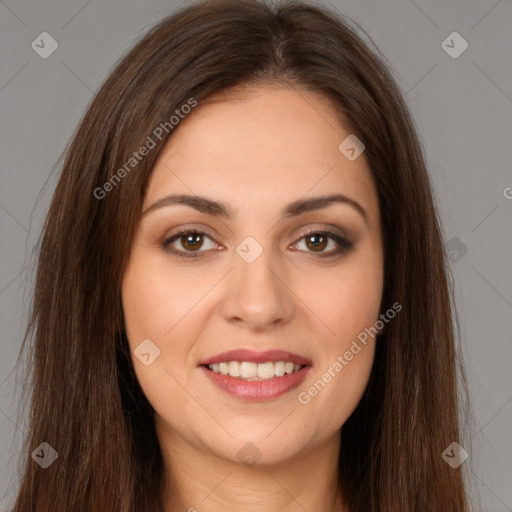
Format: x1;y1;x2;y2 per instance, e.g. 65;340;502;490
240;362;258;378
228;361;241;377
258;362;274;379
206;361;305;380
274;361;285;376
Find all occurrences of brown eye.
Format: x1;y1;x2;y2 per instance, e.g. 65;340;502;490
305;233;328;252
163;230;218;258
180;233;204;251
163;228;352;260
292;230;353;258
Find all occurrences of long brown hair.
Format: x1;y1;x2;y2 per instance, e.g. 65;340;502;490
11;0;474;510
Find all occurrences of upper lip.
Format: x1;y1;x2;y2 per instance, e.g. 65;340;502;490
198;349;312;366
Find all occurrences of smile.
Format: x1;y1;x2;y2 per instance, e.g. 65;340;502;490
198;348;312;400
206;361;306;380
200;363;311;401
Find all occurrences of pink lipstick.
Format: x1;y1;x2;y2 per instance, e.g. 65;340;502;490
198;349;312;401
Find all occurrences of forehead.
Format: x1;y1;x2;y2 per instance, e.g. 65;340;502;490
145;85;378;223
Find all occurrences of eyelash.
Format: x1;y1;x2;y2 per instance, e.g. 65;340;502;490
162;228;353;259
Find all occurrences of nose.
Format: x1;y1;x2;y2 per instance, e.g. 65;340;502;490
219;243;295;332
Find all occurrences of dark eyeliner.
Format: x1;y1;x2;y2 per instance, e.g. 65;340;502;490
162;228;211;259
297;229;353;257
162;229;353;259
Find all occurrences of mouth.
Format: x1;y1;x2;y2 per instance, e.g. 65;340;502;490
202;361;308;381
198;349;312;401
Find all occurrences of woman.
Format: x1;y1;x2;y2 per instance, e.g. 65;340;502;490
11;0;474;510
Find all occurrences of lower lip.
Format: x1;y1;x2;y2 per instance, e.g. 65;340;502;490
200;365;312;401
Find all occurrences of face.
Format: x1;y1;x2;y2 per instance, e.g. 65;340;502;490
122;84;384;467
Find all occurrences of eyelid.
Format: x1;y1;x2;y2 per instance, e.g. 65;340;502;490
295;224;349;241
162;224;354;258
162;226;219;258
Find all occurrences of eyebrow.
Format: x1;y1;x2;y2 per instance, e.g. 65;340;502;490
142;193;368;225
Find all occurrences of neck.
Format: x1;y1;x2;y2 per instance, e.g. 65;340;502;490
158;426;348;512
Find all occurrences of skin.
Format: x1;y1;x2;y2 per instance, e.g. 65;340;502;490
121;84;384;512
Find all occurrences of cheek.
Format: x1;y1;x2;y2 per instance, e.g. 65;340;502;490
121;250;209;343
121;254;184;381
297;283;379;431
303;251;383;348
121;261;198;426
294;249;382;420
121;250;225;404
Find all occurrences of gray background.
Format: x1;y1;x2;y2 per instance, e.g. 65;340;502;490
1;0;511;510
